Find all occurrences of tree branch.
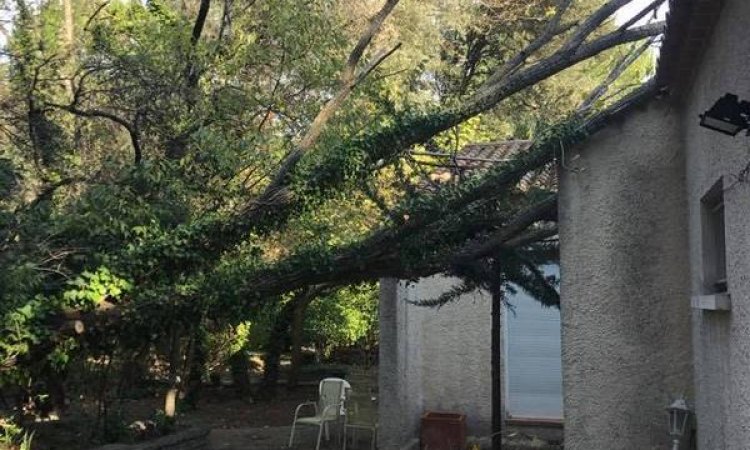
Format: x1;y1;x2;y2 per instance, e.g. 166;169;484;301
112;12;663;291
47;102;142;164
579;37;655;111
243;21;663;233
218;0;238;40
504;226;558;248
616;0;665;32
228;82;658;300
83;1;110;32
451;195;557;264
560;0;635;53
251;0;401;208
17;175;88;212
467;21;664;115
483;0;574;86
27;82;658;345
342;0;401;85
353;42;402;87
191;0;212;45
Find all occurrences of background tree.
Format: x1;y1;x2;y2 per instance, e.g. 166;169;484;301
0;0;664;445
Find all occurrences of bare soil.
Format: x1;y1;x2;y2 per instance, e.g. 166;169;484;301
28;385;319;450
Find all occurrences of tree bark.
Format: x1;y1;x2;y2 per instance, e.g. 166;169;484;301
255;0;401;203
260;287;322;396
228;347;252;398
259;314;290;398
164;325;182;418
287;298;313;389
183;328;207;409
43;366;68;418
191;0;212;45
61;0;75;98
119;344;151;396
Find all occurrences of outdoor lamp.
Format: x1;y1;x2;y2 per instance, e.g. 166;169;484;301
667;397;691;450
699;93;750;136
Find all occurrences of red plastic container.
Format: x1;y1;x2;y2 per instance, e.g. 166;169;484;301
420;411;467;450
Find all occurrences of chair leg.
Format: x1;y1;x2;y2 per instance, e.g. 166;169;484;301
370;427;376;450
316;423;324;450
288;420;296;448
343;425;347;450
325;422;330;441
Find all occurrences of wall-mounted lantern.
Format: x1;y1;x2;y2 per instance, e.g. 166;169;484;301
699;93;750;136
666;397;691;450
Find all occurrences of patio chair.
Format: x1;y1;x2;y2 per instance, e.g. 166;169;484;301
289;377;350;450
343;392;378;450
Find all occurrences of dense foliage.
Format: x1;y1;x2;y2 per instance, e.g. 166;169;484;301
0;0;661;444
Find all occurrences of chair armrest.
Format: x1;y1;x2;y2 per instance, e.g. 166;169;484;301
293;401;318;420
320;404;339;420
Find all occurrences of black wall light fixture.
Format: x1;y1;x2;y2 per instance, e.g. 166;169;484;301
699;93;750;136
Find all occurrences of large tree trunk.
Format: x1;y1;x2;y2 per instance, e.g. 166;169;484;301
287;299;313;389
43;366;67;418
61;0;73;44
228;347;252;398
259;306;295;397
164;325;182;418
119;345;151;398
260;287;321;396
183;327;207;409
60;0;74;98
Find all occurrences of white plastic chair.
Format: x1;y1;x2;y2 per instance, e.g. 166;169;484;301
289;378;349;450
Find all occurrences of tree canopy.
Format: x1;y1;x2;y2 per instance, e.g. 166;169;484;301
0;0;664;438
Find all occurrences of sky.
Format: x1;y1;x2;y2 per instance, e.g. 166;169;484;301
615;0;670;26
0;1;672;58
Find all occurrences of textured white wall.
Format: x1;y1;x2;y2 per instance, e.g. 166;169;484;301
411;276;493;434
559;2;750;445
378;278;423;449
558;99;694;450
679;0;750;447
379;276;493;449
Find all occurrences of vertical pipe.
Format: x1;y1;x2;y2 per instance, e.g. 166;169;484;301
491;280;503;450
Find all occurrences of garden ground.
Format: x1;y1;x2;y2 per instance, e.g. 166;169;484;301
29;385;320;450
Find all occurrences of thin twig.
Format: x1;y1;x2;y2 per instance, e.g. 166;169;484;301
579;37;655;112
616;0;666;32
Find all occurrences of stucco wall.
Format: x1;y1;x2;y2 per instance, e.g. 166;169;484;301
379;278;423;449
678;0;750;447
379;276;493;449
558;100;693;449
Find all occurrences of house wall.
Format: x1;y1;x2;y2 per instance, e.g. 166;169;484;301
558;100;694;449
378;276;493;449
379;278;424;450
679;0;750;447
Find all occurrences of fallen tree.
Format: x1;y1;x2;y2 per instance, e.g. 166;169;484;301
0;1;665;440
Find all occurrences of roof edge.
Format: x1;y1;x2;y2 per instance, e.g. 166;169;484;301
655;0;725;94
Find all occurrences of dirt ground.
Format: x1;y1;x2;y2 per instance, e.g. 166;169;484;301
210;425;377;450
28;385;319;450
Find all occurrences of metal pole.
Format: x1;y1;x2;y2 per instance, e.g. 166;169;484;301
490;278;503;450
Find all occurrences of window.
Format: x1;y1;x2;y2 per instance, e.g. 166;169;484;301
701;179;727;294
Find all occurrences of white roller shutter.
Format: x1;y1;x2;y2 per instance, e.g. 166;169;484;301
504;265;563;419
